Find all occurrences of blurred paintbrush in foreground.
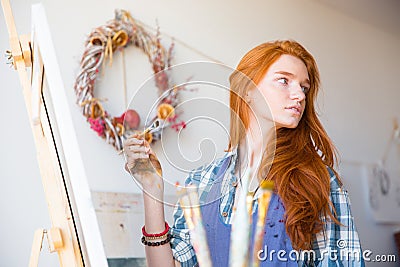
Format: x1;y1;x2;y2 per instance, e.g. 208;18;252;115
177;183;212;267
251;179;274;267
229;153;255;267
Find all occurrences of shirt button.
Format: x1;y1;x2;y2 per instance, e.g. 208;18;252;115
222;212;228;217
232;181;238;187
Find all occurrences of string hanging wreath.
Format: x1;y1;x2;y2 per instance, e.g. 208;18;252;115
74;9;186;152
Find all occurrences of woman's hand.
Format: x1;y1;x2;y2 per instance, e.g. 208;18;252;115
123;134;163;192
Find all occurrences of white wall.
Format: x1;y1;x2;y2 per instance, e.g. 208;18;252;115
1;0;399;266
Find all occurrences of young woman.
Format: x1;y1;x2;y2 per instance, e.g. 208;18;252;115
124;40;364;266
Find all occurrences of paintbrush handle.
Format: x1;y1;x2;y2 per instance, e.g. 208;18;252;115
252;191;272;267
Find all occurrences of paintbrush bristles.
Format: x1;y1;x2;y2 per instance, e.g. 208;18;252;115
260;180;274;190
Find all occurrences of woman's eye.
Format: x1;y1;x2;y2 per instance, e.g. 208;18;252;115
277;78;288;85
301;86;310;94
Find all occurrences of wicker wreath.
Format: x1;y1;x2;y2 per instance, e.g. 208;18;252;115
74;9;186;152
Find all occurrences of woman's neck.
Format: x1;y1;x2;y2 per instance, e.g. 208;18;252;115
238;115;275;190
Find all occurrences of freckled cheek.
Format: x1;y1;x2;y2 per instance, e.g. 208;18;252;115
263;89;287;103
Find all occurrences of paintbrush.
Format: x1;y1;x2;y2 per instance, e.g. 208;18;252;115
229;153;255;267
176;184;212;267
251;180;274;267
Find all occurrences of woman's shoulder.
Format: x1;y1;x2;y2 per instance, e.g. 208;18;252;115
326;166;342;191
326;166;351;206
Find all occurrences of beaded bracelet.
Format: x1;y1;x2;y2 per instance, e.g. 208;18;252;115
141;233;172;246
142;222;170;238
144;232;169;241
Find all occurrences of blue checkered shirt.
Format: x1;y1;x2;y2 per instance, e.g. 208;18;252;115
170;149;364;266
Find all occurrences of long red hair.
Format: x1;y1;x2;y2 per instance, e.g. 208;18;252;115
228;40;341;250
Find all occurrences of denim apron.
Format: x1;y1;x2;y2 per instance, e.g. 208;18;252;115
200;158;297;267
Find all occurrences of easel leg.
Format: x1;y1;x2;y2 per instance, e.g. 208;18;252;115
29;228;45;267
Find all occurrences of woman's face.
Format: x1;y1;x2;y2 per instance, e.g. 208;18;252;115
248;54;310;129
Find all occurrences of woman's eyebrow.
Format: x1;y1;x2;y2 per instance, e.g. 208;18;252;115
274;71;310;85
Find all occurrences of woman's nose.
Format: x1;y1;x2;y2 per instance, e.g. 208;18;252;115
290;84;305;101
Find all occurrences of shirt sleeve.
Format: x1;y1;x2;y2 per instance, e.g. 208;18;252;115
170;167;204;267
312;169;365;266
170;203;198;267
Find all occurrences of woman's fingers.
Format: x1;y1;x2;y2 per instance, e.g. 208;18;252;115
123;135;161;177
128;152;149;159
126;145;150;154
124;136;151;155
124;137;145;146
124;137;151;150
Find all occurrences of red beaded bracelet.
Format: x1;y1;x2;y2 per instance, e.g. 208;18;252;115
142;222;170;238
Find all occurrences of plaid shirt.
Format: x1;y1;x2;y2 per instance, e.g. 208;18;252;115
170;149;364;266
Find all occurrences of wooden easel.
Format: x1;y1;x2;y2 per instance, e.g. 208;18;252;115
1;0;84;266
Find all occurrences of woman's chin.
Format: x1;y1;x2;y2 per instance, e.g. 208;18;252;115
275;120;300;129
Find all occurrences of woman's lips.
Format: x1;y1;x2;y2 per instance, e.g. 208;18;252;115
285;106;301;115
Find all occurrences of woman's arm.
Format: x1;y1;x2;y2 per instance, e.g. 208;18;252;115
311;170;365;266
141;172;199;267
124;136;177;267
143;186;180;267
142;185;177;267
